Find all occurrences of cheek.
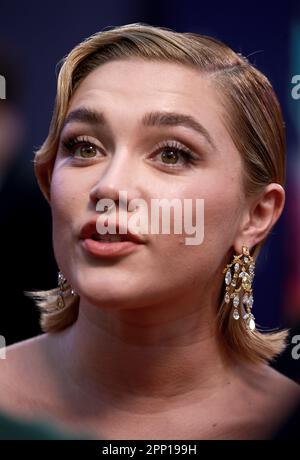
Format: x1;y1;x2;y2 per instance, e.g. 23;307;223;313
199;183;243;261
161;175;243;271
50;169;87;264
51;173;76;227
50;166;89;221
164;176;241;237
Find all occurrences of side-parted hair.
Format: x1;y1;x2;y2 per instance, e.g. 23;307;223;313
26;22;288;364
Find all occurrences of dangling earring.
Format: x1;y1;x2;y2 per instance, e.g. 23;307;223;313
222;245;256;331
56;271;77;310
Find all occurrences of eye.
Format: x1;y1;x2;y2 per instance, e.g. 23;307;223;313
62;136;103;159
152;140;199;168
60;136;200;168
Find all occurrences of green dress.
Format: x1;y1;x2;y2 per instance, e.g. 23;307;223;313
0;410;91;440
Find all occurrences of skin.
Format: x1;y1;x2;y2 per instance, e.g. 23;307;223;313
0;58;299;440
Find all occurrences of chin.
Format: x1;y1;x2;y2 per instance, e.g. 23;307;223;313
75;277;143;309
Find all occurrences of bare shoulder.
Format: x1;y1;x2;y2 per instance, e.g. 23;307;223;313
231;362;300;438
0;334;55;413
239;361;300;411
0;333;49;371
256;363;300;396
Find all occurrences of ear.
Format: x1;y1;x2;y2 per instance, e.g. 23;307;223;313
234;183;285;254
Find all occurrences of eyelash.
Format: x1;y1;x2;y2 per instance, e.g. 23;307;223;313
61;135;199;169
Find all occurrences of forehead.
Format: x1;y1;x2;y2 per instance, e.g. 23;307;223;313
70;58;219;117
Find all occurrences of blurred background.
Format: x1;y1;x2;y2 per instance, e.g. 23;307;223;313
0;1;299;377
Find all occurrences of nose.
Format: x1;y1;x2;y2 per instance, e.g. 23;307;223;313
89;149;142;211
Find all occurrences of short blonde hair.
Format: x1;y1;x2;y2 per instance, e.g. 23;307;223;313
26;22;288;364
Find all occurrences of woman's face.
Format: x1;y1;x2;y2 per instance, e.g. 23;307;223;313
50;58;246;312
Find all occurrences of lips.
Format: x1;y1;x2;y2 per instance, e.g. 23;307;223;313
78;219;145;259
79;219;145;245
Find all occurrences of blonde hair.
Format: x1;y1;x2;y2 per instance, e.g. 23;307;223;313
26;22;288;364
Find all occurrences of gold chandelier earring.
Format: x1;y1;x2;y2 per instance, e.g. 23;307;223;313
222;245;256;331
56;271;77;310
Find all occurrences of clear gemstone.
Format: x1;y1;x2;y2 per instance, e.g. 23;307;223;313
244;256;249;263
239;271;247;278
225;270;232;285
233;295;239;308
243;313;249;320
234;263;240;272
249;263;255;274
248;318;256;331
233;309;240;320
224;292;230;304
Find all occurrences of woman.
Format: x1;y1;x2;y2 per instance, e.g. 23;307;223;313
0;23;299;440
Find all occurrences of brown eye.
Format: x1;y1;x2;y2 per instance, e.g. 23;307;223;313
62;136;102;160
160;149;180;164
74;143;98;158
152;141;198;169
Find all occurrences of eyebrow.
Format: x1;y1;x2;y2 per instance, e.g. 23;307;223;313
62;107;217;150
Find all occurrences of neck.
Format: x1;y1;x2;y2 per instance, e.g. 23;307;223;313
53;289;238;412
